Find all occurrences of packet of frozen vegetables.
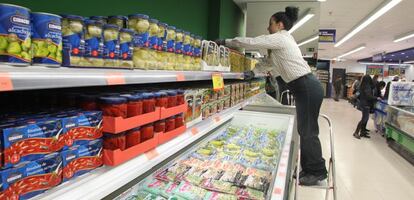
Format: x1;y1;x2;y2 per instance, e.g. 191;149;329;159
242;174;270;192
173;181;208;200
200;179;238;194
236;187;265;200
142;179;168;196
161;182;180;198
219;170;242;183
203;191;238;200
200;169;223;179
135;190;167;200
155;169;179;182
168;195;187;200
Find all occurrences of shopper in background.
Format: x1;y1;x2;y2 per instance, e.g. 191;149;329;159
384;76;400;100
372;74;380;97
216;6;327;185
333;76;342;101
377;81;386;99
353;75;380;139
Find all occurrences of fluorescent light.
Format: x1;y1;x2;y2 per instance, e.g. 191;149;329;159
394;31;414;42
289;10;315;34
336;45;366;59
404;60;414;64
335;0;402;47
359;62;408;66
318;0;327;2
298;35;319;46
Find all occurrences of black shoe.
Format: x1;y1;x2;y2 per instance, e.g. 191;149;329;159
293;170;307;179
299;173;328;186
362;128;370;132
360;132;371;138
353;133;361;139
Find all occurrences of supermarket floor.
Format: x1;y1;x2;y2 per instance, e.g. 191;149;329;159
294;98;414;200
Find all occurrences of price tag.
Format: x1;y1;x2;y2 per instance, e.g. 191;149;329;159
214;116;221;123
176;73;185;81
105;72;125;85
191;127;199;135
145;149;159;160
212;72;224;91
273;187;282;195
0;73;13;92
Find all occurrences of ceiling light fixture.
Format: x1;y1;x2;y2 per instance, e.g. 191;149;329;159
318;0;327;2
298;35;319;47
359;62;409;66
335;0;402;47
289;9;315;34
404;60;414;64
336;45;366;59
394;31;414;42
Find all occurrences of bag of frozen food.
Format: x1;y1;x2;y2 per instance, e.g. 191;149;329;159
200;179;238;194
173;181;208;200
236;187;265;200
203;191;238;200
142;179;168;196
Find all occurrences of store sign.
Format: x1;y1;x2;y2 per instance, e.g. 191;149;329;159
372;53;383;62
388;82;414;106
388;66;406;76
366;65;383;75
319;29;336;43
212;72;224;91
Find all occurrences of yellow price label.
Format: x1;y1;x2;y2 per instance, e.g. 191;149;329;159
212;73;224;91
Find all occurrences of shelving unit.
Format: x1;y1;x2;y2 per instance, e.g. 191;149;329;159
345;72;363;99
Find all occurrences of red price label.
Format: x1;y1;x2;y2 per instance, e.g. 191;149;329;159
145;149;159;160
273;187;282;195
105;72;125;85
0;73;13;92
191;127;199;135
176;73;185;81
214;116;221;123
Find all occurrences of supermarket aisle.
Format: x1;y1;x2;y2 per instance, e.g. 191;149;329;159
296;99;414;200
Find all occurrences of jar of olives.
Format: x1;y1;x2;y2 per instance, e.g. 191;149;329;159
84;19;104;67
108;15;127;29
166;26;176;53
148;19;159;50
183;32;193;56
175;29;184;54
90;16;107;25
61;15;85;66
157;23;167;51
103;24;120;67
119;28;134;68
128;14;149;48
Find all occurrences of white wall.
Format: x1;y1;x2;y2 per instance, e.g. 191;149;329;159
406;65;414;82
329;60;366;82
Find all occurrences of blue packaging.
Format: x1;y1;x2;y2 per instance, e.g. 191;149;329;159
61;139;102;182
61;15;85;66
0;152;62;200
103;24;120;67
128;14;149;48
1;118;63;169
31;12;62;66
183;32;192;56
148;19;159;50
84;19;104;67
175;29;183;54
157;23;167;51
166;26;176;53
119;28;134;67
0;3;32;65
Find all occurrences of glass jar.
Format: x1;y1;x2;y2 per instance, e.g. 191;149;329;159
99;96;128;118
141;123;154;142
84;20;104;67
104;133;126;151
61;15;85;66
121;94;143;117
167;90;178;108
155;92;168;108
166;26;176;53
119;28;134;68
166;116;176;132
148;19;159;50
176;90;185;105
126;127;140;148
142;92;156;113
154;120;166;133
157;22;167;51
193;36;202;57
108;15;127;29
78;94;97;111
183;32;193;56
90;16;107;25
175;29;184;54
175;114;184;128
128;14;150;47
103;24;120;67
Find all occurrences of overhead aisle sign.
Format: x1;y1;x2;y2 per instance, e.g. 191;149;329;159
319;29;336;43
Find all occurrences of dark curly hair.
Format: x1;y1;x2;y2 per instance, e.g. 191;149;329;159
271;6;299;31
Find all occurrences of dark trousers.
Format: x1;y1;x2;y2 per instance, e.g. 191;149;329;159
355;105;370;133
287;74;327;176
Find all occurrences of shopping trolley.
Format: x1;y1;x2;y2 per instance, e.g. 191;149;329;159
280;90;295;106
294;114;337;200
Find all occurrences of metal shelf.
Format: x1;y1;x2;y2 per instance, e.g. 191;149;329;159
0;64;244;92
31;93;265;200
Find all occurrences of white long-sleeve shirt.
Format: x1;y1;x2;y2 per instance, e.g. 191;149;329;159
225;30;311;83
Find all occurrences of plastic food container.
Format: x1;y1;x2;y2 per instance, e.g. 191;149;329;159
148;19;159;50
79;94;98;111
128;14;149;47
108;15;127;29
121;94;143;117
104;132;126;151
84;19;104;67
119;28;134;67
103;24;120;67
166;116;176;132
166;26;176;52
175;114;184;128
142;92;156;113
141;123;154;142
154;120;166;133
99;96;128;118
31;12;62;66
126;127;140;148
61;15;85;66
157;23;167;51
175;29;184;54
177;90;185;105
0;4;31;65
167;90;178;108
90;16;107;25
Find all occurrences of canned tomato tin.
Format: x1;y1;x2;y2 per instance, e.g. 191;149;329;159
31;12;62;66
0;4;32;65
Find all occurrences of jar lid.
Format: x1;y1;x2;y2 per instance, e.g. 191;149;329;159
131;126;141;131
101;93;120;97
158;22;168;27
120;94;142;101
141;92;154;99
176;89;184;95
120;28;135;35
167;90;177;96
154;92;162;98
159;92;168;97
104;24;120;30
149;18;159;24
109;15;127;20
79;94;97;101
128;14;149;19
168;26;176;30
84;19;103;27
99;96;127;104
90;16;107;20
184;31;190;35
61;14;84;21
176;29;182;33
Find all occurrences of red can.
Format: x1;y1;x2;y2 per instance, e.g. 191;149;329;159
142;93;156;113
166;90;178;108
126;127;141;148
175;114;184;128
99;96;128;118
166;116;176;132
177;90;185;105
103;133;126;151
141;123;154;142
154;120;166;133
122;94;143;117
155;92;168;108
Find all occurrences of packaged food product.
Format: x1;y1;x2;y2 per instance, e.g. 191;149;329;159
83;19;104;67
0;152;62;200
142;92;156;113
99;96;128;118
134;190;158;200
119;28;134;67
236;187;265;200
103;132;126;150
148;19;159;50
108;15;127;29
175;29;183;54
193;36;202;57
0;4;31;65
161;181;180;198
219;170;241;183
128;14;150;47
203;192;238;200
173;181;207;200
121;94;143;117
61;139;103;182
142;179;168;196
175;114;184;128
156;92;169;108
141;123;154;141
61;14;84;66
202;41;219;66
165;26;176;53
195;93;204;119
154;120;166;133
89;16;107;25
166;116;176;132
31;12;62;65
167;90;178;108
183;32;193;56
103;24;120;67
157;22;167;51
126;127;141;148
184;90;194;122
200;179;238;194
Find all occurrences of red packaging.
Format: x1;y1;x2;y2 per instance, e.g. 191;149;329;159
126;127;141;148
154;120;166;133
177;90;185;105
103;133;126;151
155;92;169;108
99;96;128;118
142;93;156;113
175;114;184;128
167;91;178;108
141;123;154;141
121;94;143;117
166;117;176;132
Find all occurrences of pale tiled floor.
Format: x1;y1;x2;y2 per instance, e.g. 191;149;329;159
295;99;414;200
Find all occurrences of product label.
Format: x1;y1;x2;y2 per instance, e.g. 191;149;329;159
103;39;119;60
183;44;192;56
133;32;149;48
166;39;175;52
85;36;103;59
119;40;133;60
175;41;183;54
149;35;158;50
157;37;164;51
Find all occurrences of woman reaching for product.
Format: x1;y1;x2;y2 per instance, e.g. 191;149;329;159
216;6;327;186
